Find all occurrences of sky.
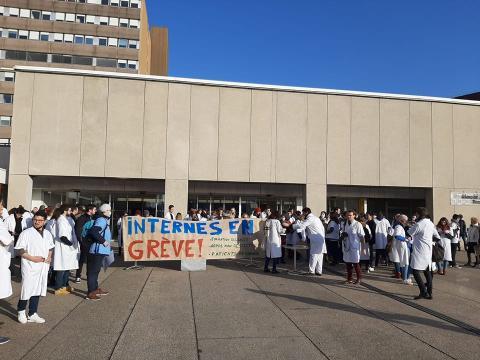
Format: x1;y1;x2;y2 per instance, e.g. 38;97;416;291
146;0;480;98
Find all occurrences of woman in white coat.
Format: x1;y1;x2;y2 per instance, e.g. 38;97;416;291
264;211;283;273
53;205;79;295
293;208;326;275
391;215;412;284
408;207;440;300
0;220;12;344
342;211;365;284
435;217;453;275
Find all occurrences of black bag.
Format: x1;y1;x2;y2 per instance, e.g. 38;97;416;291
432;242;445;262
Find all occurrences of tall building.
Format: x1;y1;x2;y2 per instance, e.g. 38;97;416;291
0;0;168;142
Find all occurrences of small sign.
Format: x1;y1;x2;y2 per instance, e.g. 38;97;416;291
450;192;480;206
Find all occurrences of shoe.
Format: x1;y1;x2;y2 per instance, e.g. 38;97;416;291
353;279;361;285
18;310;27;324
0;336;10;345
344;280;353;285
86;292;101;301
55;288;69;296
368;267;375;272
28;313;46;324
425;294;433;300
403;279;413;285
95;288;109;296
66;286;74;293
315;272;322;276
413;294;427;300
271;269;279;274
454;265;462;269
74;277;81;284
392;272;401;279
263;268;270;273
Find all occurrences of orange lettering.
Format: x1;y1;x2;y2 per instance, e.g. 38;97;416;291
161;239;170;258
185;240;195;258
172;240;185;257
198;239;203;257
146;240;160;258
128;240;143;260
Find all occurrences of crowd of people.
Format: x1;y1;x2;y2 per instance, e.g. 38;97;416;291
0;200;114;340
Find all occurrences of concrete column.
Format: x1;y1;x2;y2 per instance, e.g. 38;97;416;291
306;183;327;215
427;187;454;222
164;179;188;218
7;174;33;209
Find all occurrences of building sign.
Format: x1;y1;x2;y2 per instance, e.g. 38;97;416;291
450;192;480;205
123;217;264;262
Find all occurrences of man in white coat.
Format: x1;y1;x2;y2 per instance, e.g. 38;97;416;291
374;212;391;268
264;212;283;273
14;210;54;324
342;211;365;284
408;207;440;300
0;220;13;344
293;208;326;275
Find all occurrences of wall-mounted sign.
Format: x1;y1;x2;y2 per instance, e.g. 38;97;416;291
451;192;480;206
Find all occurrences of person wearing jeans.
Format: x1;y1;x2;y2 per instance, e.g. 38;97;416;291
342;211;365;284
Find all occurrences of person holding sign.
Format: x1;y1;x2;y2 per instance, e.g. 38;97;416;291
264;211;283;274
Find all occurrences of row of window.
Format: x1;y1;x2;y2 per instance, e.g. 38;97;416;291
0;7;140;29
57;0;141;8
1;28;139;49
0;94;13;104
0;116;11;127
0;71;15;82
0;50;138;70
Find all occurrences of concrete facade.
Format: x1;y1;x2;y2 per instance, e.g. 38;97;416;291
7;66;480;220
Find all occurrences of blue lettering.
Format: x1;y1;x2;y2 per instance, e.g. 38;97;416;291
196;222;207;235
229;220;240;235
209;221;222;235
183;222;196;234
147;218;159;233
241;220;253;235
134;218;146;234
127;217;132;236
172;221;182;234
161;220;171;234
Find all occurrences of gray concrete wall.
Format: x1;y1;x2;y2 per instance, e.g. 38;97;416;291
7;70;480;220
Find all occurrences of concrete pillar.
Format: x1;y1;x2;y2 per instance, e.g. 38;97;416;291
306;183;327;215
7;174;33;209
164;179;188;218
428;187;454;222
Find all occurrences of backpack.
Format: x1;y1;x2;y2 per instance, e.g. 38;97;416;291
81;219;95;246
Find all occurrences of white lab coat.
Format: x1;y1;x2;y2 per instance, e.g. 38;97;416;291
0;208;8;221
374;218;391;249
21;212;33;230
15;227;54;300
390;224;409;267
53;215;79;271
0;221;13;299
437;228;452;262
360;224;371;261
343;220;364;263
294;214;326;273
264;219;283;258
408;218;440;271
450;222;460;244
5;214;16;258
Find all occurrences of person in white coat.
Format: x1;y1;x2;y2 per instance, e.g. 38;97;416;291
408;207;440;300
342;211;365;284
53;205;79;295
435;217;453;275
14;211;54;324
293;208;327;275
391;215;412;284
263;211;283;273
0;220;13;344
374;212;391;268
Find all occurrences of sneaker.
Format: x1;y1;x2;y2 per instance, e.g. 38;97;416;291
0;336;10;345
55;288;69;296
403;279;413;285
95;288;109;296
28;313;45;324
18;310;27;324
315;272;322;276
74;277;81;284
368;267;375;272
454;265;462;269
66;286;74;293
86;292;101;301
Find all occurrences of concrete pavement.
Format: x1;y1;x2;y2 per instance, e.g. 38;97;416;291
1;251;479;360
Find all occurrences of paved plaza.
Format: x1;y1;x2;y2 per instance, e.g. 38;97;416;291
1;251;479;360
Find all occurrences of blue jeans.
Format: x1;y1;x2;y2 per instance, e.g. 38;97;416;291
18;296;40;316
437;260;448;270
264;257;279;271
401;265;411;280
87;254;105;294
394;262;401;273
55;270;70;290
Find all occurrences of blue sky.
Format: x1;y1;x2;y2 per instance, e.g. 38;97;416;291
146;0;479;98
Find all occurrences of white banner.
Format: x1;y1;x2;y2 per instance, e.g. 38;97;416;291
450;192;480;206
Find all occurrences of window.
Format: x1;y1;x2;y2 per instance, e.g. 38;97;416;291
42;11;52;21
64;34;74;43
3;72;14;82
99;17;108;25
52;54;72;64
129;19;139;28
108;38;118;47
74;35;84;44
31;10;41;20
20;9;30;18
85;36;94;45
8;29;17;39
72;55;93;66
9;8;19;17
101;0;109;5
29;31;39;41
66;13;75;22
5;50;27;60
131;0;140;8
76;15;85;24
127;60;137;70
0;116;11;127
18;30;28;40
40;32;49;41
1;94;13;104
111;0;120;6
119;18;129;27
86;15;95;24
96;58;117;68
0;7;4;16
121;0;129;7
118;38;128;48
27;52;48;62
128;40;138;49
98;37;107;46
118;59;127;68
109;17;119;26
55;12;65;21
54;33;64;42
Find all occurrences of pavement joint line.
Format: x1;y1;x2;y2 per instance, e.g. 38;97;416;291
108;267;153;360
317;269;459;360
19;267;120;360
188;272;201;360
242;270;332;360
325;266;480;337
198;335;306;341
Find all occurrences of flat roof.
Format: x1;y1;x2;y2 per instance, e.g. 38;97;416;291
14;65;480;107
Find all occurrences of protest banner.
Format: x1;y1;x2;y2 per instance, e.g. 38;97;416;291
123;217;265;262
